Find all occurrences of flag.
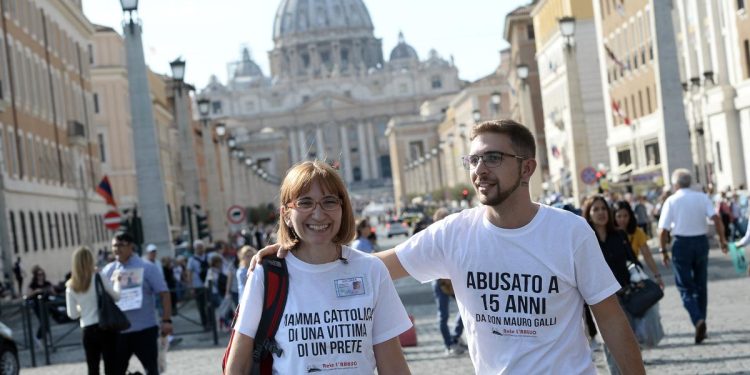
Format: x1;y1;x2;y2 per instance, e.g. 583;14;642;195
611;100;631;126
96;176;117;207
604;45;627;71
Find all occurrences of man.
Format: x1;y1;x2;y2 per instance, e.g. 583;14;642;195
256;120;644;374
658;169;728;344
103;232;172;374
633;196;653;237
12;257;24;298
143;244;165;280
186;240;209;329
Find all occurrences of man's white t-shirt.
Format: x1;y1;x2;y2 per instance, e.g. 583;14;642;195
395;205;621;375
235;246;412;374
657;188;715;236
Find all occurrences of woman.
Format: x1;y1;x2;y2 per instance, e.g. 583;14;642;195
65;247;120;375
225;160;412;374
235;245;257;299
582;196;637;375
351;218;375;253
612;201;664;288
27;265;55;347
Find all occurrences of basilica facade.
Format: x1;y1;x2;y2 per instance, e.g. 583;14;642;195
199;0;462;198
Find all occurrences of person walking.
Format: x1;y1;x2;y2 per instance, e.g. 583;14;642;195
187;240;209;330
254;120;644;374
657;169;728;344
225;161;412;374
612;201;663;288
582;196;641;375
235;245;257;299
12;257;25;299
65;247;120;375
102;232;172;375
27;265;55;347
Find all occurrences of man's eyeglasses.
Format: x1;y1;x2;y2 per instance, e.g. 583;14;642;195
287;196;342;212
112;242;131;248
461;151;528;170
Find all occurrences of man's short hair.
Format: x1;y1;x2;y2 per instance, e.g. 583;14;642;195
469;119;536;158
113;231;134;244
671;168;692;188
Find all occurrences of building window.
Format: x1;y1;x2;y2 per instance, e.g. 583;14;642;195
10;211;18;254
39;212;45;250
631;95;636;119
20;211;28;253
93;93;99;113
716;142;723;172
431;76;442;89
62;213;69;247
353;167;361;182
617;148;632;168
30;211;37;251
47;212;54;249
380;155;392;179
88;43;94;64
74;213;80;245
744;40;750;79
526;24;535;40
98;133;106;163
212;101;222;114
646;87;652;113
638;91;644;117
645;141;660;166
739;0;746;11
301;53;310;69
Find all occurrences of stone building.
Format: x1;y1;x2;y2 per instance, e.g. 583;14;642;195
200;0;462;203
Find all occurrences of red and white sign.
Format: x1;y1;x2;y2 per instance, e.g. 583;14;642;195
227;205;246;224
580;167;598;185
103;210;122;230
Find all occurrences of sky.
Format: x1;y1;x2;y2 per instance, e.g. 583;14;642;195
82;0;530;90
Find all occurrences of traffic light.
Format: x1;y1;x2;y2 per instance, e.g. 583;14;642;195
196;212;210;241
462;189;469;201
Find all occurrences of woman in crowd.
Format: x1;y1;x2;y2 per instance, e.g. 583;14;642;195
582;196;638;375
65;247;120;375
612;201;664;288
351;218;375;253
235;245;257;299
225;160;412;374
27;265;56;346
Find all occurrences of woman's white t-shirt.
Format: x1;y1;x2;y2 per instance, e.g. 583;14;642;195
65;272;120;328
395;205;621;375
235;246;411;374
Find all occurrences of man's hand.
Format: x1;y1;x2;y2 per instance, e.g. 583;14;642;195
161;321;173;336
720;238;729;254
249;244;287;271
661;251;671;267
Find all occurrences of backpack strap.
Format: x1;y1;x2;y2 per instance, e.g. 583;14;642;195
221;257;289;375
252;256;289;375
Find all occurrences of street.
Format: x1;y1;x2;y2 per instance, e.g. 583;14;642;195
17;229;750;374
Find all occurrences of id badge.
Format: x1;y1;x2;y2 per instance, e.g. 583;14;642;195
334;277;366;297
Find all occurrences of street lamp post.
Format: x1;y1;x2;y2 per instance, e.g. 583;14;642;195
197;98;226;242
170;57;200;251
121;0;173;257
558;16;586;200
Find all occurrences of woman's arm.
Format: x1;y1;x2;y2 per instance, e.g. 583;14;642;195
374;337;410;375
65;288;80;320
225;332;254;375
639;244;664;288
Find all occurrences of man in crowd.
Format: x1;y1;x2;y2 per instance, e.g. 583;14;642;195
103;232;172;374
658;169;728;344
186;240;209;330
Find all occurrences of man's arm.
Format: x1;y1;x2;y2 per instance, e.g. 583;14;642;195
373;249;410;280
710;214;729;253
659;228;671;267
589;295;645;375
159;291;173;336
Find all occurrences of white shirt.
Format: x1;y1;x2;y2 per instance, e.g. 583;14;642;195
66;272;120;328
235;247;412;374
657;188;715;236
395;205;621;375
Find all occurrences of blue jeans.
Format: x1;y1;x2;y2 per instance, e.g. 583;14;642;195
671;235;709;326
433;281;463;348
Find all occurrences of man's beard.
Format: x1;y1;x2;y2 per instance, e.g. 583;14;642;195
476;169;523;207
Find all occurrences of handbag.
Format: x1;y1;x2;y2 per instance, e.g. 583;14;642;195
95;273;131;331
622;278;663;318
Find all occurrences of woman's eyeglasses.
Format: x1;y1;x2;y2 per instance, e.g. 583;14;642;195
287;197;342;212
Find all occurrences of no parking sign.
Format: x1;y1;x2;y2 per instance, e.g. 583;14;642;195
227;205;246;224
580;167;598;185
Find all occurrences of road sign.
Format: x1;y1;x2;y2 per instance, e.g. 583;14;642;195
103;210;122;230
227;205;246;224
580;167;598;185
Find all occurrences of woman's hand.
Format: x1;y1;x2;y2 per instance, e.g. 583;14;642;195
249;244;287;271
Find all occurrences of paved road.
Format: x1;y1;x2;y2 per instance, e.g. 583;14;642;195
19;246;750;374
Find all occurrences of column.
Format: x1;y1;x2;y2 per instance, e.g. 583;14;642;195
366;121;379;179
316;126;325;159
357;122;371;180
339;125;354;183
298;128;307;160
289;127;299;163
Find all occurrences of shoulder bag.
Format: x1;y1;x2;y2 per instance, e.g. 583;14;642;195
620;240;663;318
95;273;131;331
